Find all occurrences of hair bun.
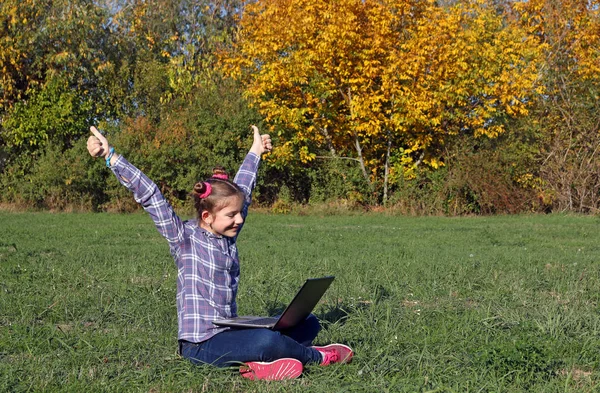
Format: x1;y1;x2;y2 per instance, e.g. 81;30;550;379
193;181;208;195
212;166;229;180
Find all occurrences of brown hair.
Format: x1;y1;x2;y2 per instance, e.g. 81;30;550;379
191;166;244;222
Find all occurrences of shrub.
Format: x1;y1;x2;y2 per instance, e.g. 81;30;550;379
387;133;540;215
0;142;107;211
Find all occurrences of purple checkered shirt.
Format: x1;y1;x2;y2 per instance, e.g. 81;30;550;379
110;152;260;343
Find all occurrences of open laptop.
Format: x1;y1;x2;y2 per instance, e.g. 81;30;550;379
213;276;335;330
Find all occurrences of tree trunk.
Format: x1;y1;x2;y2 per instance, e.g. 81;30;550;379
354;135;371;187
320;125;337;156
383;133;391;205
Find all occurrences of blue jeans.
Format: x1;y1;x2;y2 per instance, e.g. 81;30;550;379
180;314;323;367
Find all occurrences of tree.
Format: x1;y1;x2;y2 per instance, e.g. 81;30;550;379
221;0;542;203
514;0;600;212
0;0;260;210
0;0;112;150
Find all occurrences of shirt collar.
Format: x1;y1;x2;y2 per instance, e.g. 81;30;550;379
195;225;223;239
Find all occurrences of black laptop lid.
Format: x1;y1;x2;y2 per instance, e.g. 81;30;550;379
272;276;335;330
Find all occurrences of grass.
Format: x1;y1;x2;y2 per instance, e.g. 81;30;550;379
1;211;600;392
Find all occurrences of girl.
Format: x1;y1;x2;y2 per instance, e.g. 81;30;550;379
87;125;353;381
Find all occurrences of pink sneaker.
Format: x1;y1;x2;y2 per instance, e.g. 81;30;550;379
312;343;354;365
239;358;303;381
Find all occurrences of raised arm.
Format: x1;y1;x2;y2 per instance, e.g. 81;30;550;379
87;126;185;251
234;125;271;203
231;126;272;237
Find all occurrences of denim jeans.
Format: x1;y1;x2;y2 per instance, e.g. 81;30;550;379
180;314;323;367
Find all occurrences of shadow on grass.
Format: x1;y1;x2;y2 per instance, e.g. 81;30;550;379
318;283;393;325
265;283;394;327
318;305;349;325
264;302;351;326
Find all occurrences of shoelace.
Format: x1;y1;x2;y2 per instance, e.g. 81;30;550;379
322;349;340;365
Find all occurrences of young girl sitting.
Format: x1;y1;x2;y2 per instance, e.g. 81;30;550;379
87;125;353;380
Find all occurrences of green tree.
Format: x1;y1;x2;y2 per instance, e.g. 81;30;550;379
0;0;112;149
0;0;263;211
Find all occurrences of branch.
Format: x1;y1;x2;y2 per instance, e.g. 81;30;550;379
314;155;361;163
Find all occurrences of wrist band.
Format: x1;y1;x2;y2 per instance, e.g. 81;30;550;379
105;147;115;168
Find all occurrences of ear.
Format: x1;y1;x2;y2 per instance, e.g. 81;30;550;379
201;210;213;224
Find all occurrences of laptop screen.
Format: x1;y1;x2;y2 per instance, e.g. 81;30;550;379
273;276;335;330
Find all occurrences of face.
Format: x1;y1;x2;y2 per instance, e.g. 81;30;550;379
201;196;244;237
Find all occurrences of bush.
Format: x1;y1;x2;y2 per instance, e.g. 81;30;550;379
0;142;107;211
444;149;536;215
386;166;450;215
308;158;370;206
387;133;539;215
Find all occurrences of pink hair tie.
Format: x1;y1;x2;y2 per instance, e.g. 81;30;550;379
212;174;228;180
199;183;212;198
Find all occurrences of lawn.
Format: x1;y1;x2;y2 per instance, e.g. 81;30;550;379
1;211;599;392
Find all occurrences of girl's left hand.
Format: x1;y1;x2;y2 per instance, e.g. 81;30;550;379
250;125;272;155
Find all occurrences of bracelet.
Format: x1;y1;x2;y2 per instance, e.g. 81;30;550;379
105;147;115;168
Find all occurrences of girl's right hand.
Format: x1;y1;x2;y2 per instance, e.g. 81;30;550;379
87;126;110;158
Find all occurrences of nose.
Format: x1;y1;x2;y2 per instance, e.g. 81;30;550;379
234;213;244;225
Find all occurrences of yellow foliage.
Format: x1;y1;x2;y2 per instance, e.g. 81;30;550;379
514;0;600;83
221;0;543;181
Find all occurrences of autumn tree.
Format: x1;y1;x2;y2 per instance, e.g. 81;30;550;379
222;0;543;203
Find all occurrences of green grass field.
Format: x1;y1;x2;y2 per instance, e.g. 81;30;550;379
1;211;600;392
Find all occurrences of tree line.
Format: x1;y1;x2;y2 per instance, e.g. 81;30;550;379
1;0;599;214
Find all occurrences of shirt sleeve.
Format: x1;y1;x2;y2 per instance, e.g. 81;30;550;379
233;152;261;236
110;155;185;254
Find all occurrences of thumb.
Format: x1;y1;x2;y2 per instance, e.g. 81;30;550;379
251;125;261;141
90;126;104;140
90;126;109;147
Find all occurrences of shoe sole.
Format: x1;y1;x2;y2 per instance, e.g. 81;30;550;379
240;358;303;381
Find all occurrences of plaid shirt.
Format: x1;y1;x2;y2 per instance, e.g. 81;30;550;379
111;152;260;343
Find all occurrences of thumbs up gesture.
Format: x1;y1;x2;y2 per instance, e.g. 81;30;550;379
250;125;272;156
87;126;110;158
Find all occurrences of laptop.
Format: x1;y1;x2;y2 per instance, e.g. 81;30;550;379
213;276;335;330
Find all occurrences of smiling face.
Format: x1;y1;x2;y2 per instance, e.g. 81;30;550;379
201;195;244;237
